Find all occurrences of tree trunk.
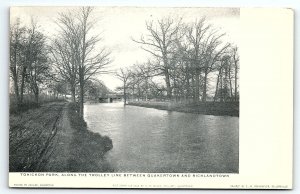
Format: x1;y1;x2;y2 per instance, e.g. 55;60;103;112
79;67;84;118
79;9;88;118
34;90;39;104
172;74;177;102
191;73;196;102
145;78;148;101
12;76;20;104
214;69;221;102
202;70;208;103
220;69;224;102
224;65;229;102
132;86;135;101
228;65;233;101
20;66;27;104
164;69;172;100
185;66;190;102
137;83;140;101
11;29;20;105
195;69;200;102
234;62;238;102
123;82;126;105
71;85;76;103
79;83;84;117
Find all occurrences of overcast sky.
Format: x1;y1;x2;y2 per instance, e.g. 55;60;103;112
11;7;240;90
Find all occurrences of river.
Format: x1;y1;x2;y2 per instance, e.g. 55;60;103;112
84;102;239;173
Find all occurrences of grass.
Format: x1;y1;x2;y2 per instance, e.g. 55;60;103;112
128;101;239;117
65;103;114;172
9;102;66;172
9;101;114;172
9;94;66;114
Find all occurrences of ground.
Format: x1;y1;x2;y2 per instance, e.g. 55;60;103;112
9;101;113;172
128;101;239;117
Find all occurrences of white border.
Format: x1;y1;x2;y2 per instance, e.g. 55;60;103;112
1;1;299;194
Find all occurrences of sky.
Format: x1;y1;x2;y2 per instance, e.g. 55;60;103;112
11;7;240;90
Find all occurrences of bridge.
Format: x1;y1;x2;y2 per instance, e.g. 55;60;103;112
98;93;123;103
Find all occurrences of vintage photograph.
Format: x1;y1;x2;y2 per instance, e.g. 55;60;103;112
9;7;239;174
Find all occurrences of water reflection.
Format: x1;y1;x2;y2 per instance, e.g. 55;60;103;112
84;102;239;173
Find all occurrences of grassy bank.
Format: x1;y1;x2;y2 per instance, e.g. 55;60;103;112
9;94;66;114
128;101;239;117
9;102;66;172
9;101;114;172
63;103;113;172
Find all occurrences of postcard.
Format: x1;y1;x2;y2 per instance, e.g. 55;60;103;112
8;6;293;189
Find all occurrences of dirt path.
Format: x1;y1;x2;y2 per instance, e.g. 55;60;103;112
9;101;66;172
44;104;74;172
10;101;114;172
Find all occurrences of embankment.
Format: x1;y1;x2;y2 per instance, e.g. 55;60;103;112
9;101;66;172
128;101;239;117
60;103;113;172
9;101;113;172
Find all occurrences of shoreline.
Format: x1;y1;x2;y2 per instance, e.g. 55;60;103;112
127;101;239;117
62;102;113;172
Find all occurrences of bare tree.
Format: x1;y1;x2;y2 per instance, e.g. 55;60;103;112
53;7;111;117
10;18;25;105
132;17;182;100
126;17;235;104
77;7;111;117
51;14;80;102
214;55;230;102
26;23;51;104
177;18;211;102
231;46;239;102
10;18;51;105
116;68;131;105
200;33;230;103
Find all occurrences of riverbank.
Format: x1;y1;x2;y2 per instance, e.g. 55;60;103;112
128;101;239;117
9;101;66;171
9;101;113;172
54;102;113;172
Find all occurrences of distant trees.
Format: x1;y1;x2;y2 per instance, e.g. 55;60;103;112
51;81;68;99
131;17;239;103
115;68;131;105
85;80;109;100
117;62;167;102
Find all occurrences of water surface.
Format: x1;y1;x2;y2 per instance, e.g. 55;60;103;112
84;102;239;173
